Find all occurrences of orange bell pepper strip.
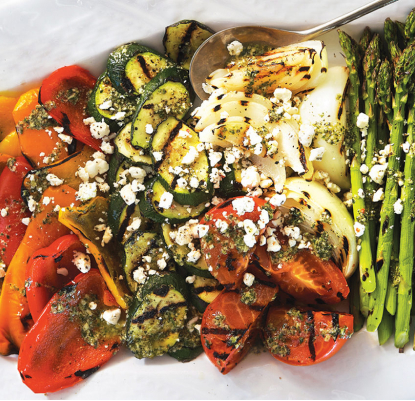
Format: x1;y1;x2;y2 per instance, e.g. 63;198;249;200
0;130;23;157
0;95;17;141
0;186;80;355
13;88;70;168
59;197;131;309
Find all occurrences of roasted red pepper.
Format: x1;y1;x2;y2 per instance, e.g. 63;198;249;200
25;234;87;322
39;66;101;150
18;270;122;394
0;156;31;267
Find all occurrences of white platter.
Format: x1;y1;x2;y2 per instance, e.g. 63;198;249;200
1;0;415;399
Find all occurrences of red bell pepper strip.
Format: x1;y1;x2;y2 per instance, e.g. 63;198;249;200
25;234;87;322
39;65;102;150
0;156;31;267
18;269;122;394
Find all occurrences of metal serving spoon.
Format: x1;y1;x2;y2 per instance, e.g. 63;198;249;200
190;0;399;100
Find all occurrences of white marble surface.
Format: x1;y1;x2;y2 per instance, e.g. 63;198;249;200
1;0;415;399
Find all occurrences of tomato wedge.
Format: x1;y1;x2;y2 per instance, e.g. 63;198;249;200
263;305;353;366
0;156;31;267
253;244;349;304
39;65;101;150
201;265;278;374
18;270;122;394
25;234;87;322
200;196;273;289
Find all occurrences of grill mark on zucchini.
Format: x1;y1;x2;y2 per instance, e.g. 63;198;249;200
176;22;198;65
153;285;170;297
117;203;136;242
193;284;223;295
136;55;152;79
159;301;187;314
132;309;157;324
155;120;184;171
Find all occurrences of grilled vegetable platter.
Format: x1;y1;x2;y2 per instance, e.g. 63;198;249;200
1;1;415;397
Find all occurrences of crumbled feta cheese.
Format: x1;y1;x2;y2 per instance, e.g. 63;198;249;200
402;141;410;153
358;188;365;198
58;133;73;144
177;178;188;188
77;182;97;202
133;267;146;284
267;236;281;252
354;222;365;237
209;151;223;167
356;113;369;129
42;196;51;206
101;141;114;155
269;193;286;207
182;146;199;165
101;226;113;246
284;226;302;240
128;166;147;182
187;250;201;263
241;166;261;189
185;275;196;284
145;124;154;134
227;40;243;56
57;267;68;276
360;164;369;174
189;177;199;189
159;192;174;209
46;173;64;187
309;147;325;161
243;234;257;248
372;188;384;202
178;129;191;138
90;122;110;139
243;272;255;287
99;100;112;110
196;224;209;238
273;88;292;103
298;124;315;147
83;117;96;125
246;126;262;146
89;302;97;310
369;164;387;184
73;251;91;273
152;151;163;162
0;208;8;218
394;199;403;214
101;308;121;325
111;111;126;121
21;217;30;226
126;217;141;232
232;197;255;216
157;258;167;270
28;197;37;213
243;219;257;236
215;219;229;233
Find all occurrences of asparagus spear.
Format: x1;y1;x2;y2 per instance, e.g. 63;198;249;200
405;8;415;43
377;59;394;129
350;270;365;332
385;224;400;315
384;18;400;56
378;309;394;345
395;90;415;349
395;20;407;49
362;34;381;256
338;30;376;293
367;43;415;332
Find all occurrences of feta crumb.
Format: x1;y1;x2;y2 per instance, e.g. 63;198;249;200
309;147;325;161
243;272;255;287
356;113;369;129
90;122;110;139
77;182;97;202
187;249;201;263
227;40;243;56
241;166;261;189
232;197;255;216
273;88;292;103
182;147;199;165
394;199;403;214
72;251;91;273
246;126;262;146
157;258;167;270
360;164;369;174
83;117;96;125
178;129;192;138
373;188;384;202
186;275;196;284
58;133;73;144
42;196;51;206
369;164;387;184
133;267;146;284
89;302;97;310
152;151;163;162
0;208;8;217
159;192;174;209
354;222;365;237
110;111;126;121
196;224;209;238
189;177;199;189
269;193;286;207
120;184;136;205
243;234;257;248
57;267;68;276
101;226;113;246
101;309;121;325
46;173;64;187
21;217;30;226
101;141;114;155
243;219;258;236
215;219;229;233
358;188;365;198
298;124;315;147
209;151;223;167
145;124;154;134
126;217;141;232
267;236;281;252
402;141;410;153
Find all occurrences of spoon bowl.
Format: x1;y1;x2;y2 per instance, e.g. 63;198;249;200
189;0;398;100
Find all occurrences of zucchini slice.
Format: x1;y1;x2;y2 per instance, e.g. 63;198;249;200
107;43;170;95
161;223;212;278
125;273;188;359
114;123;153;165
138;179;207;224
131;67;193;150
87;71;137;131
163;20;214;69
190;276;223;313
122;231;174;293
152;117;213;205
217;159;246;198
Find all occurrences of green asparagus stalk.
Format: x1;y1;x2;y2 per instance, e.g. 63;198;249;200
395;90;415;349
367;43;415;332
350;270;365;332
405;8;415;43
377;59;394;128
378;309;394;345
359;26;372;57
385;224;400;315
359;283;370;317
384;18;400;56
395;20;407;49
362;34;381;256
338;30;376;293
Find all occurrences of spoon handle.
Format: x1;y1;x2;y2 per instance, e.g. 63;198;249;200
299;0;399;37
